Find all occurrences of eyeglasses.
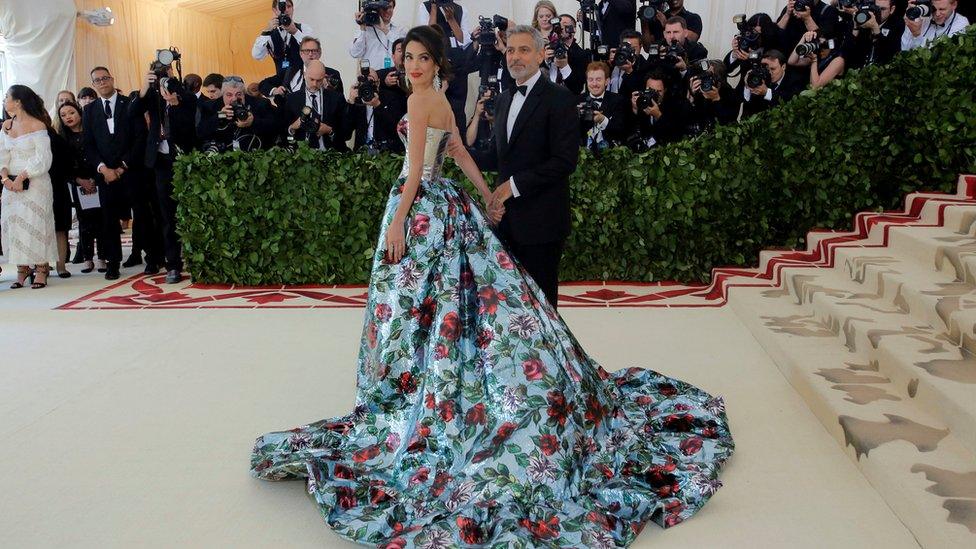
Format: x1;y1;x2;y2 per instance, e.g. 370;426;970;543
300;49;321;54
92;76;113;84
223;76;244;84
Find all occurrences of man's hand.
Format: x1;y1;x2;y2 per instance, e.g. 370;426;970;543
630;91;640;114
905;3;924;36
383;71;399;88
490;180;514;223
316;122;333;137
77;178;96;193
141;72;157;97
749;80;769;98
236;112;255;128
220;105;235;119
289;117;303;133
555;55;569;69
593;111;606;124
267;16;278;31
732;37;749;60
544;45;556;63
270;85;287;96
100;165;119;184
354;10;365;28
285;21;299;35
160;87;180;106
645;100;662;119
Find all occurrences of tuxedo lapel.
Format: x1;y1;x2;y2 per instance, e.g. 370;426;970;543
496;90;513;152
507;78;545;152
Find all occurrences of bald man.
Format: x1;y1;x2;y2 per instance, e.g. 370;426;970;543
282;60;350;151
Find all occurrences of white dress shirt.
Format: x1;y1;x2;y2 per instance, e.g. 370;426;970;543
252;25;314;61
415;4;472;48
546;62;573;84
505;69;543;198
585;92;611;146
901;11;969;51
289;67;305;92
743;75;784;102
96;92;120;173
349;23;406;69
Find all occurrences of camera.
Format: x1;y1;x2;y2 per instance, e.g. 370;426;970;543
150;48;182;94
853;1;883;26
905;0;932;20
359;0;390;27
217;100;251;123
639;0;670;23
733;14;762;53
795;37;834;56
276;0;292;27
794;0;816;13
298;105;321;136
744;55;772;88
578;96;601;123
477;15;509;46
614;41;637;67
636;89;661;111
594;44;610;62
327;74;341;91
356;59;377;103
478;74;499;116
688;60;715;93
665;40;686;60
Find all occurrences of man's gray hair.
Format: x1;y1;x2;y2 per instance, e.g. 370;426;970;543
221;77;245;93
505;24;546;51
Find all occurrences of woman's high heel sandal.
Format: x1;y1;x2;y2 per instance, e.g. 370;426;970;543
31;265;50;289
10;266;33;289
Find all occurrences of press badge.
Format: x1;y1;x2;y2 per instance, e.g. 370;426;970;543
384;56;393;69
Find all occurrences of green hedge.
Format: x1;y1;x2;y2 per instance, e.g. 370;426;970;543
174;28;976;285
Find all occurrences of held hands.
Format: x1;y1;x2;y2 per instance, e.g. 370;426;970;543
77;177;96;193
487;180;513;225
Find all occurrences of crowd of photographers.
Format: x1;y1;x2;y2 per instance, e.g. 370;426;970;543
23;0;968;284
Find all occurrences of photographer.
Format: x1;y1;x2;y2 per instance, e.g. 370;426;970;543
348;39;408;154
607;30;648;97
259;37;344;104
350;0;406;69
738;49;802;119
901;0;969;50
777;0;840;51
580;0;637;49
201;74;224;102
132;69;197;284
724;13;786;74
627;70;688;151
685;60;738;134
468;16;515;93
285;61;349;152
641;0;704;45
197;76;277;151
789;31;847;89
416;1;472;48
544;14;588;94
660;16;708;72
578;61;627;150
845;0;904;68
252;0;314;78
465;86;497;154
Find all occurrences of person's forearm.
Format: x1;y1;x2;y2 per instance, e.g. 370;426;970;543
455;146;490;197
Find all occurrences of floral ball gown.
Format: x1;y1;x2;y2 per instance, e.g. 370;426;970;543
251;116;735;548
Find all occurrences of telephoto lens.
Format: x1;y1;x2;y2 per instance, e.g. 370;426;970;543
795;41;819;56
905;1;932;20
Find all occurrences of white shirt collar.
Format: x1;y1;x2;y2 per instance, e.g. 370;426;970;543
517;69;543;96
589;92;606;100
102;92;118;106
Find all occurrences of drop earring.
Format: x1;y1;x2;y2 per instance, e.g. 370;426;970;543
433;74;442;91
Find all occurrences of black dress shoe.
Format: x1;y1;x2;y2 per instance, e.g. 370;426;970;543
165;270;183;284
122;254;143;268
105;263;121;280
144;263;161;275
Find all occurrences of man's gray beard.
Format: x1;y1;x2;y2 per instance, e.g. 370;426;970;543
508;65;538;83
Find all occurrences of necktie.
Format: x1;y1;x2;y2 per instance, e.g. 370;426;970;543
104;99;112;118
309;93;318;114
555;68;564;84
515;85;528;96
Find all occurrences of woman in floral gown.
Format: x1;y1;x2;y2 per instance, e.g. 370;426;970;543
251;25;734;548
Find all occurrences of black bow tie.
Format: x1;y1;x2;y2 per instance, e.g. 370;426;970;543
515;85;528;96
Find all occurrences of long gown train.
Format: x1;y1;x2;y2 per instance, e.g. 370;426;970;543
251;118;734;548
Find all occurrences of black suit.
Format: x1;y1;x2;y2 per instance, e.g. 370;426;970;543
197;95;278;150
348;67;408;153
583;0;637;48
578;91;628;146
132;90;198;272
281;87;349;152
486;75;580;307
259;65;344;104
738;74;804;119
82;94;144;265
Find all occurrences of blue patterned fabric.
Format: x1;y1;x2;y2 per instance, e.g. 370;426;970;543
251;119;734;548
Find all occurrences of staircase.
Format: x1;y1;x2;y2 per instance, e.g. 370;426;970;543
729;175;976;548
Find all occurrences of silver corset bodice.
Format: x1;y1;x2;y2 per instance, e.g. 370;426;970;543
396;115;452;182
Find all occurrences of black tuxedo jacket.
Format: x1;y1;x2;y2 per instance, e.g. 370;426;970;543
582;0;637;48
348;67;408;153
131;91;198;168
738;74;804;119
259;65;344;100
485;76;580;246
281;88;349;152
578;90;628;144
82;94;144;172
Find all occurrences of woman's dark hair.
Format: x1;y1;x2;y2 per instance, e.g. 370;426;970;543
747;13;783;52
6;85;52;129
78;87;97;100
403;25;452;81
56;101;83;137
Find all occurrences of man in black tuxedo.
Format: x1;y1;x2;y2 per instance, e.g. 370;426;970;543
198;76;278;150
582;0;637;49
132;70;198;284
347;39;408;154
543;14;589;95
737;50;804;119
82;66;146;280
483;25;580;309
258;37;344;106
282;61;349;152
578;61;628;149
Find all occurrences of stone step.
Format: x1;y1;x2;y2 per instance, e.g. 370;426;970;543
730;287;976;548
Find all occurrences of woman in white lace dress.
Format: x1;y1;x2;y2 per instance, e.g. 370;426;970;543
1;85;57;289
